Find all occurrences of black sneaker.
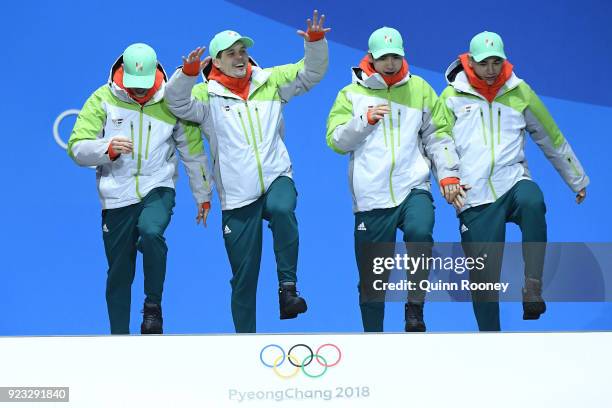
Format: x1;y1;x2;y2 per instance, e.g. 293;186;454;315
141;303;163;334
279;282;307;320
523;278;546;320
405;302;426;332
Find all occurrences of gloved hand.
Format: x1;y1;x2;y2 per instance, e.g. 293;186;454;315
297;9;331;42
196;201;211;227
107;136;133;160
439;177;461;204
366;104;391;125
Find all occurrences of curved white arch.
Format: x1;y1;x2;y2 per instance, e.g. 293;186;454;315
53;109;80;150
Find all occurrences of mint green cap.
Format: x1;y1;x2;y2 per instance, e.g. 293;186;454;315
469;31;507;62
368;27;404;59
122;43;157;89
209;30;254;59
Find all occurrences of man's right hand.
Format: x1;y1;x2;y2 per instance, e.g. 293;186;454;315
182;47;210;76
366;104;391;125
108;136;133;158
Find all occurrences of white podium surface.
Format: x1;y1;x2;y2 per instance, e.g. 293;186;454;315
0;332;609;407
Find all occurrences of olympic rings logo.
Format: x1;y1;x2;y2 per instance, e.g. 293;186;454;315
53;109;80;150
259;343;342;379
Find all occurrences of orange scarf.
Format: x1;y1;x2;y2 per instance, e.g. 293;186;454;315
113;66;164;105
459;53;513;103
359;55;409;87
208;63;253;101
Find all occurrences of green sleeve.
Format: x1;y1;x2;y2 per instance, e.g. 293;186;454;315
67;88;106;158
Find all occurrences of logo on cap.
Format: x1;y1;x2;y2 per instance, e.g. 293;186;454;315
484;38;494;48
384;35;393;44
135;62;144;72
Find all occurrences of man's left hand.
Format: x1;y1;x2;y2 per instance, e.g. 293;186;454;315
576;188;587;204
297;9;331;41
196;202;210;227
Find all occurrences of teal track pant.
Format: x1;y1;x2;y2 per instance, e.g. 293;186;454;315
355;189;435;332
221;176;299;333
101;187;175;334
459;180;547;331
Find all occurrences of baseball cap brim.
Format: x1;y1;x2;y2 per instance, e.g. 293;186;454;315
123;71;155;89
370;47;405;60
471;50;507;62
215;36;254;57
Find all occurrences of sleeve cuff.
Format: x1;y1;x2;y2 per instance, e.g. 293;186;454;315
440;177;460;187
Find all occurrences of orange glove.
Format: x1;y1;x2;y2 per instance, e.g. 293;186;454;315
108;142;120;161
440;177;460;187
182;60;201;76
307;31;326;42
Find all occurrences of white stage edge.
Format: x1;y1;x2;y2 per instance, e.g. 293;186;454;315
0;331;609;407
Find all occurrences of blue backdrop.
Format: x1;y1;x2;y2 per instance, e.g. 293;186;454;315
1;0;610;335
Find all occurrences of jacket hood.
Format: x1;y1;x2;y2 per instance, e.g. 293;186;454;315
444;58;523;96
350;66;411;90
108;53;168;104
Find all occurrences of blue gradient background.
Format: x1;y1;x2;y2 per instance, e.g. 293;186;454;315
0;0;609;334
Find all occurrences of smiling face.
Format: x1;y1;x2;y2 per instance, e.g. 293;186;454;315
469;56;504;85
213;41;249;78
369;53;403;76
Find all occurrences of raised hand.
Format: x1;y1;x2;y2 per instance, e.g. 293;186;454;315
297;9;331;41
182;47;207;76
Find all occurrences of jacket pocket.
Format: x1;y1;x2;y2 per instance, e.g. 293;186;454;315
130;121;135;159
144;121;152;160
479;108;487;146
497;107;501;145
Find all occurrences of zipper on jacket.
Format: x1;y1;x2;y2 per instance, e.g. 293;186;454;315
135;107;144;200
236;111;251;145
382;117;388;148
443;146;453;167
254;106;264;143
479;108;487;146
200;165;210;189
130;121;135;159
387;90;397;205
244;101;266;194
487;103;498;200
397;109;401;147
567;156;581;177
497;108;501;145
145;122;151;160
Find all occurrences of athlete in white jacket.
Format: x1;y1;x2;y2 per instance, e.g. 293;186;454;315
327;27;460;332
435;31;589;331
165;11;330;332
68;43;212;334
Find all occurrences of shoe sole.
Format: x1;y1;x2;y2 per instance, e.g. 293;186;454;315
141;325;163;335
523;311;545;320
522;302;546;320
280;303;308;320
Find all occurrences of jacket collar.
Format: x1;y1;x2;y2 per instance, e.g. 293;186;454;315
201;57;270;100
350;66;411;90
444;58;523;101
